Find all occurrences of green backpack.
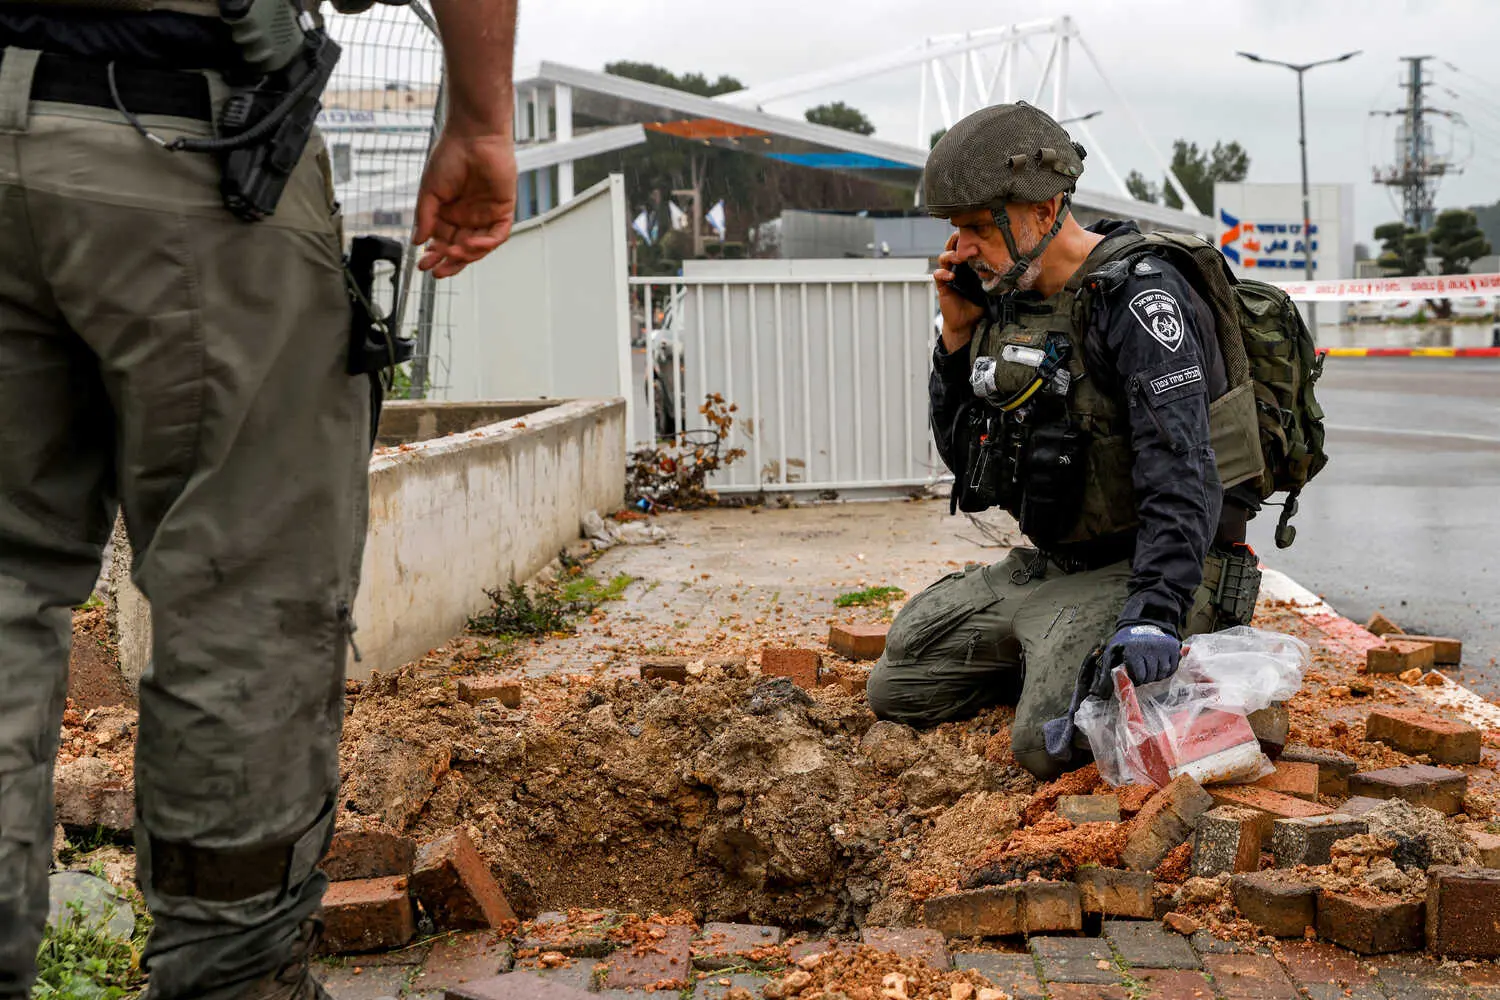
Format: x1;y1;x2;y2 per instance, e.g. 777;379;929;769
1090;232;1329;547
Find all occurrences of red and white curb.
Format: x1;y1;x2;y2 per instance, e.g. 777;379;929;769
1259;567;1500;731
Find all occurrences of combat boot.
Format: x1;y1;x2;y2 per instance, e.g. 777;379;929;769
225;919;330;1000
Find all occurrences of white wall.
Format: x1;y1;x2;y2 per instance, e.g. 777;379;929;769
436;176;632;430
1214;182;1356;282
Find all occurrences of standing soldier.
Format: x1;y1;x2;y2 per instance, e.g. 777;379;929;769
0;1;517;997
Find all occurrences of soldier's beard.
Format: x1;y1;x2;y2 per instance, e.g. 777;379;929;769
976;217;1044;293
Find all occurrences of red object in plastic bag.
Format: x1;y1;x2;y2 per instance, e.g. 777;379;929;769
1112;668;1264;788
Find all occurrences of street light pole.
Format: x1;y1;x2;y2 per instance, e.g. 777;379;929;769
1236;49;1360;335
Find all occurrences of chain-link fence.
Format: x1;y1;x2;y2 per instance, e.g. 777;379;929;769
324;3;449;397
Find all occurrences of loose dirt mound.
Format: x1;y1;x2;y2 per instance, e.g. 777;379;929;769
338;665;1037;929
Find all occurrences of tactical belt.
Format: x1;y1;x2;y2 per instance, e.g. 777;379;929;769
2;48;211;120
1043;532;1137;574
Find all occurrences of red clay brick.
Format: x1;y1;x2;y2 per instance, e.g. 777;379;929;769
1366;639;1436;675
1347;764;1468;815
1252;761;1320;801
600;924;692;991
760;647;822;688
1277;940;1378;988
1387;634;1462;664
1316;892;1424;954
1365;612;1403;637
321;827;417;882
321;876;414;954
1230;871;1317;938
1192;805;1261;877
1277;745;1358;798
1208;786;1333;847
1132;968;1214;1000
444;971;593;1000
1364;707;1482;765
828;623;889;660
1075;866;1154;918
1426;865;1500;958
410;829;516;930
456;675;522;707
1122;775;1214;871
1021;881;1083;933
1203;954;1298;999
53;758;133;831
922;885;1023;937
639;657;689;682
860;927;951;969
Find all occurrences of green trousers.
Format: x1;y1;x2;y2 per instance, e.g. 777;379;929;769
0;55;367;999
867;548;1227;780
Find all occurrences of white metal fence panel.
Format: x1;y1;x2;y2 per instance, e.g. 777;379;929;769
636;275;943;494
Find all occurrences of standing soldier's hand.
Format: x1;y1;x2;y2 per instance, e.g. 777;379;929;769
934;231;985;353
413;128;518;279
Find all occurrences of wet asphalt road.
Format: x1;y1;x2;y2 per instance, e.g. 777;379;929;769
1246;357;1500;697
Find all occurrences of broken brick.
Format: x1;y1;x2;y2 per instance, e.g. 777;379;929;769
1022;881;1083;933
1207;786;1334;848
1057;794;1121;825
1348;764;1468;816
456;675;522;708
639;657;689;683
322;827;417;882
1074;867;1154;919
321;876;415;954
1426;865;1500;958
1191;805;1261;877
760;648;821;689
1316;892;1424;955
1247;703;1289;758
923;886;1023;937
1367;640;1436;675
828;623;889;660
1278;745;1358;798
1468;830;1500;867
1230;871;1318;938
1121;774;1214;871
1271;815;1368;868
860;927;951;969
1364;707;1482;765
1365;612;1404;636
53;757;133;832
601;924;691;990
410;829;516;930
1387;635;1462;665
1252;760;1320;801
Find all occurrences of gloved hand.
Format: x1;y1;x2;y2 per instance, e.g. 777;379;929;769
1105;624;1183;686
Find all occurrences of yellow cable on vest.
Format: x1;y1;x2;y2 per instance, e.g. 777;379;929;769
999;378;1044;412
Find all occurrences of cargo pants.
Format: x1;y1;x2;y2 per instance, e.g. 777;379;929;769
866;548;1230;781
0;52;367;999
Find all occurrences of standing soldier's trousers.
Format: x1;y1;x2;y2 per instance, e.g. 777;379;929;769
0;49;368;999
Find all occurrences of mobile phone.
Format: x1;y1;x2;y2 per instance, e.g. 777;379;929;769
947;261;988;308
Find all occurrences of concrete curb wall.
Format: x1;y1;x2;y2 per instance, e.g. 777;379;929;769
1259;568;1500;729
109;397;627;684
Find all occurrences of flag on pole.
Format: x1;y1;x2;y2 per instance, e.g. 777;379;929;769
668;201;689;231
631;210;654;244
705;200;727;239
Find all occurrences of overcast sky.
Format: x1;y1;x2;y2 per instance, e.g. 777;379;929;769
514;0;1500;245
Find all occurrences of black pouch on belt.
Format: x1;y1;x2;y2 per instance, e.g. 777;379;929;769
1017;416;1088;544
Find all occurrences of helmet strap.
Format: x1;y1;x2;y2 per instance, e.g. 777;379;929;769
988;193;1072;292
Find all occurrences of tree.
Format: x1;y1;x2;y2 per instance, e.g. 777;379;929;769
1428;208;1492;274
929;127;947;150
804;101;875;135
1374;221;1426;277
1125;169;1160;204
1161;139;1250;213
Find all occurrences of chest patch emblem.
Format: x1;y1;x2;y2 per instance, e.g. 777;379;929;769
1128;288;1185;352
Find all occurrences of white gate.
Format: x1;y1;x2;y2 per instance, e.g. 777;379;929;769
634;270;946;495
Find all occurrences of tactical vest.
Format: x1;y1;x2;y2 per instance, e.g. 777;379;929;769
966;236;1264;548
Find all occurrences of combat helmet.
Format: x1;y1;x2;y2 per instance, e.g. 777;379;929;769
924;102;1087;289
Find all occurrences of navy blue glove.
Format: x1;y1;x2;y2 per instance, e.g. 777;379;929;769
1106;624;1183;686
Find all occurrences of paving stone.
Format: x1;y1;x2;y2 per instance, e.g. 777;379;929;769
1057;794;1121;824
1048;986;1130;1000
1294;986;1386;1000
1192;805;1261;877
1426;865;1500;958
691;972;768;999
1367;639;1436;675
321;876;415;954
1348;764;1468;816
1365;707;1483;765
1075;866;1154;918
456;674;522;707
1029;936;1121;984
1278;746;1359;798
828;623;888;660
1370;954;1472;1000
759;647;822;688
1123;775;1215;871
1229;871;1317;938
951;953;1043;999
1208;786;1334;847
860;926;951;969
600;924;693;991
1314;891;1424;955
316;963;412;1000
783;939;857;963
444;971;594;1000
1271;815;1368;867
518;911;619;958
1469;829;1500;867
1202;953;1298;999
322;828;418;882
1131;968;1216;1000
1252;760;1319;801
1188;930;1269;956
1103;919;1201;970
410;931;514;993
53;757;133;831
1366;612;1404;636
411;829;516;930
691;922;784;970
